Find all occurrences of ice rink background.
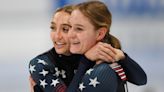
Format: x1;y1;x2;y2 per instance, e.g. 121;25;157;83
0;0;164;92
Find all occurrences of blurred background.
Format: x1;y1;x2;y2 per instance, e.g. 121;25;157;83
0;0;163;92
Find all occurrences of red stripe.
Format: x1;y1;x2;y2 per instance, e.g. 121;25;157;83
56;84;67;92
113;67;122;70
112;64;127;81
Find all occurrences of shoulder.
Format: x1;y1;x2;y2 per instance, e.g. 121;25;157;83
79;63;118;92
29;48;55;74
29;50;50;66
93;63;115;74
29;48;57;64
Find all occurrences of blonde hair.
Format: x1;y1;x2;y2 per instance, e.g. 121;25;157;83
75;1;121;49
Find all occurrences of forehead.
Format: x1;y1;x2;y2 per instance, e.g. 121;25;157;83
52;11;70;24
69;10;90;24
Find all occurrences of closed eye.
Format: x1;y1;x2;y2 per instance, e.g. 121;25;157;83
75;27;83;32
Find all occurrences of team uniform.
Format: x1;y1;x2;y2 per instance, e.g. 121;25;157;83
29;48;147;92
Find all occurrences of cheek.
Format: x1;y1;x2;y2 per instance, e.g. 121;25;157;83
81;35;97;50
63;34;70;43
50;32;55;41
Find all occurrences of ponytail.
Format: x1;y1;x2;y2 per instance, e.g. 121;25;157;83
102;33;121;49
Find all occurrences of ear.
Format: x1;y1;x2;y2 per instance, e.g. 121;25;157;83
96;27;107;41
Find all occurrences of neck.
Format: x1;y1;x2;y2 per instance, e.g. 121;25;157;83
62;52;72;56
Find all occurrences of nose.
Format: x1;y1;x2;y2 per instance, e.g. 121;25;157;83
68;28;76;39
55;31;62;40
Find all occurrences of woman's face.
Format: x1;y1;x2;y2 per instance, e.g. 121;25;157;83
50;11;71;55
68;9;100;54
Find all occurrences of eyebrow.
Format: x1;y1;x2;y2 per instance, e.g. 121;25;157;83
51;22;54;24
62;23;71;27
51;22;71;27
74;24;84;28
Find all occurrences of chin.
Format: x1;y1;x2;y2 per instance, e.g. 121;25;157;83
70;49;83;54
55;49;65;54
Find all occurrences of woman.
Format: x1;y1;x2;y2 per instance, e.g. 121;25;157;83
29;5;124;92
68;1;147;92
29;5;80;92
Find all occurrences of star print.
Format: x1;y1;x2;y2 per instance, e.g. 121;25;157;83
51;79;59;87
60;70;66;78
39;69;49;76
37;59;48;65
86;68;94;75
89;77;100;87
40;79;47;88
29;64;36;74
79;82;86;91
54;67;60;77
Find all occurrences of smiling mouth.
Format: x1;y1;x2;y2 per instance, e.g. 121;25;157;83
71;42;80;45
55;42;65;45
55;42;66;48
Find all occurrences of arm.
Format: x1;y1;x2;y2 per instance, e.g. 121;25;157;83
78;63;118;92
118;53;147;85
29;56;67;92
84;42;147;85
67;56;118;92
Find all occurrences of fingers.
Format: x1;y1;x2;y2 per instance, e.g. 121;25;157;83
113;48;125;61
99;42;116;54
85;42;123;64
97;42;117;61
29;76;35;92
98;49;115;62
29;76;36;86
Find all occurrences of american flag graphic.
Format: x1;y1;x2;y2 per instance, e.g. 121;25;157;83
110;63;127;81
29;51;128;92
77;63;120;92
29;56;67;92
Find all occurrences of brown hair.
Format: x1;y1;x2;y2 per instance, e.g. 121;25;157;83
55;5;75;15
75;1;121;49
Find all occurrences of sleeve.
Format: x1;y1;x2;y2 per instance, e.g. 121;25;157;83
118;53;147;85
67;56;118;92
29;55;67;92
78;63;118;92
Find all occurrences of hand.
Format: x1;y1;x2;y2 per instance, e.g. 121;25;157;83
113;48;125;61
29;76;36;92
85;42;125;64
85;42;115;63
